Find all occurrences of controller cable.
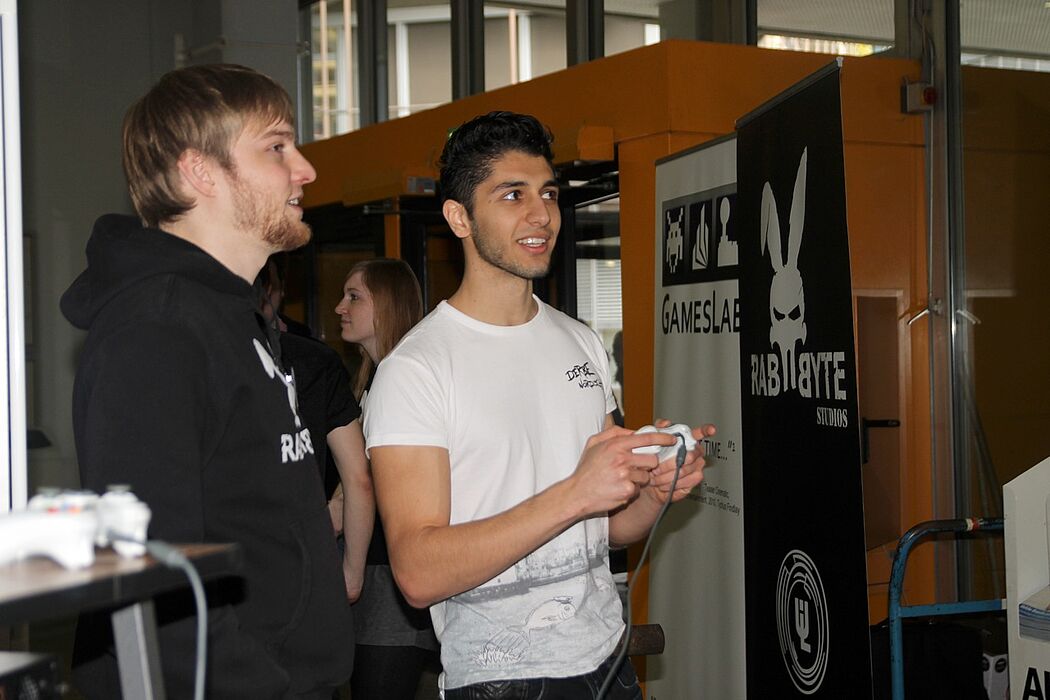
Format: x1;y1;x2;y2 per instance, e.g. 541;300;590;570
596;435;688;700
110;535;208;700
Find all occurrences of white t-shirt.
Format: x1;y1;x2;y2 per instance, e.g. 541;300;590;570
364;298;622;689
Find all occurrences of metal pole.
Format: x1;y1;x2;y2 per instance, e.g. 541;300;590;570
344;0;354;130
357;0;388;125
451;0;485;99
296;4;315;143
566;0;603;66
112;601;166;700
319;1;331;139
941;0;975;602
925;0;966;604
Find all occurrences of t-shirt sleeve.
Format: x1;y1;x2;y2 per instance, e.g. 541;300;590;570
362;350;448;454
75;321;209;543
585;326;617;416
322;349;361;434
598;349;616;416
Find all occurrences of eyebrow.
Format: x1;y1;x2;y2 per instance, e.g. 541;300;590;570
261;128;296;141
490;179;560;193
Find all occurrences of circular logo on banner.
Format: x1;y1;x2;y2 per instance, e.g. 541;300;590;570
775;549;829;694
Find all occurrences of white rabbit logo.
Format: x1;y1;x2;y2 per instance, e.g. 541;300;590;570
253;338;302;428
761;148;808;391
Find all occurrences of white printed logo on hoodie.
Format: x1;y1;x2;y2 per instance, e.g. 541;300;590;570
253;338;314;464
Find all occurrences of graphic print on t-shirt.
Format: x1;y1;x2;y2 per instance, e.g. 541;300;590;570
458;532;608;604
563;360;605;390
476;596;578;667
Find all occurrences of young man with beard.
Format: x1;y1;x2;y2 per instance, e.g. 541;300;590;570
61;64;353;699
364;111;715;698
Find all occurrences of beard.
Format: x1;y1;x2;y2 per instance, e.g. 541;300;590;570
229;170;312;252
469;218;552;281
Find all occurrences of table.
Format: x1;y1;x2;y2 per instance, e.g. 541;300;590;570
0;543;241;699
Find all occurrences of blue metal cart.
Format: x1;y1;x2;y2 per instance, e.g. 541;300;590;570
887;517;1005;700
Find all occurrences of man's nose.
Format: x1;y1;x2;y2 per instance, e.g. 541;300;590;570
291;148;317;185
525;193;551;227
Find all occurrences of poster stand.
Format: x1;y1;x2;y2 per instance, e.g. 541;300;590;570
1004;456;1050;699
648;61;872;698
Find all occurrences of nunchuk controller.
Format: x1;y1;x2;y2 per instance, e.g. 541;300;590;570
632;424;697;464
95;486;152;558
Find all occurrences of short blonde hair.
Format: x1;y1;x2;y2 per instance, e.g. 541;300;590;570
122;64;294;228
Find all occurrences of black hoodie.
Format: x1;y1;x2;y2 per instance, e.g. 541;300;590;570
61;215;353;698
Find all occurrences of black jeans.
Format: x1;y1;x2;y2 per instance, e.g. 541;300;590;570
444;654;642;700
351;643;437;700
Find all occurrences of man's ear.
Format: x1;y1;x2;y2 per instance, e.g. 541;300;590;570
175;149;217;198
442;199;472;240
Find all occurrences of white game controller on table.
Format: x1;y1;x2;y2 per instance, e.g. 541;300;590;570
94;486;152;557
0;486;152;570
0;509;98;569
632;424;697;464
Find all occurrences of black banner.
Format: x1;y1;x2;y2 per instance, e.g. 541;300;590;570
737;63;873;698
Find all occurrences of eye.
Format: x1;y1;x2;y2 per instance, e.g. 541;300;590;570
542;189;559;201
501;190;522;201
788;306;801;320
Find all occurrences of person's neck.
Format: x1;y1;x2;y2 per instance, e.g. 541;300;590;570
448;265;538;326
160;216;269;283
363;339;380;365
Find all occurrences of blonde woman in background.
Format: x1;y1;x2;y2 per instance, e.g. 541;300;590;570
332;258;437;699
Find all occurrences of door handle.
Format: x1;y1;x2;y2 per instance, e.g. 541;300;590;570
861;418;901;464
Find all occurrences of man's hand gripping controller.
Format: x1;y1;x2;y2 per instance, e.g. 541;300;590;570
631;424;697;464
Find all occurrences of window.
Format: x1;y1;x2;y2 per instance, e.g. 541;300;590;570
307;0;359;139
757;0;893;56
303;0;662;138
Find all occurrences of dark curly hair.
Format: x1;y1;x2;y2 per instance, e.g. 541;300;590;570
438;111;554;215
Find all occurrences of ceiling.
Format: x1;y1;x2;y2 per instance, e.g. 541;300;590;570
381;0;1050;58
757;0;1050;58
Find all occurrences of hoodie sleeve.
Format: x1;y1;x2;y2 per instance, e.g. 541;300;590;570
74;319;210;544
